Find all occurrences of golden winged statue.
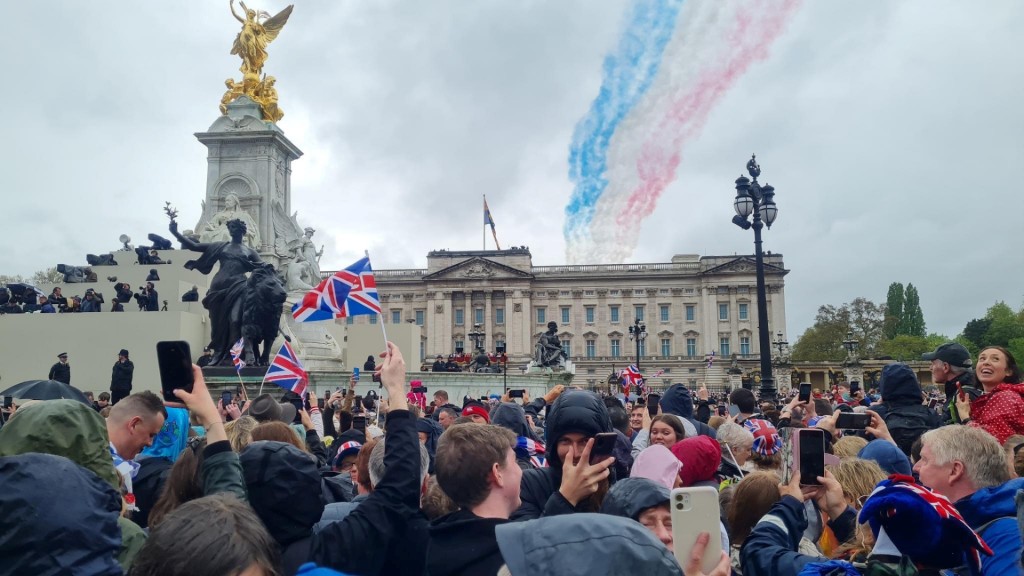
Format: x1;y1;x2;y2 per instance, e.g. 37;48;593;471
221;1;293;122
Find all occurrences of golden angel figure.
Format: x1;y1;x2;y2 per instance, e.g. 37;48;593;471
230;0;293;78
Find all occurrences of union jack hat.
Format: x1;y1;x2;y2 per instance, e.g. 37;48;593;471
743;418;781;456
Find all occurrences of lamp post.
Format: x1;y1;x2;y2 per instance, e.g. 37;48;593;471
842;330;862;386
628;317;647;371
468;324;485;353
732;154;779;401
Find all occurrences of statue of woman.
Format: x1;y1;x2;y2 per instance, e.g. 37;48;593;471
230;1;294;77
171;218;263;366
200;193;261;248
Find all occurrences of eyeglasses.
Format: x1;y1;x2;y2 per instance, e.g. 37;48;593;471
1014;443;1024;458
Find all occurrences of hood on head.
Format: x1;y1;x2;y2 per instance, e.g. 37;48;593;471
491;402;534;439
880;363;923;403
543;391;613;467
0;453;123;576
600;477;670;520
496;513;683;575
671;436;722;487
660;384;694;419
631;444;682;490
240;441;325;546
0;399;119;490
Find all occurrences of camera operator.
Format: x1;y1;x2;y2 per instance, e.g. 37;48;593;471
144;282;159;311
81;289;102;313
113;282;133;304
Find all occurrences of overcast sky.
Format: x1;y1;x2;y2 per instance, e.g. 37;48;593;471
2;1;1021;340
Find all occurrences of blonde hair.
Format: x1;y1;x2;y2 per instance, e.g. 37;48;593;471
833;435;869;460
225;416;259;453
826;458;886;509
708;415;726;430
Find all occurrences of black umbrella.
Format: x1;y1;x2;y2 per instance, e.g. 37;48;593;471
0;380;91;405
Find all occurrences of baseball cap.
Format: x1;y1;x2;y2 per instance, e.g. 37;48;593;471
922;343;971;368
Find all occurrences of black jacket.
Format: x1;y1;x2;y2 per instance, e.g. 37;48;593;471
48;361;70;384
145;288;159;311
111;359;134;391
431;361;445;372
426;509;508;576
512;390;614;521
311;410;426;576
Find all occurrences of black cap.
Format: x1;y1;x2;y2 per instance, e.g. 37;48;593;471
57;352;67;358
922;343;971;369
118;349;129;357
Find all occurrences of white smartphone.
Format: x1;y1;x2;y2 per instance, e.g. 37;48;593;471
670;486;722;573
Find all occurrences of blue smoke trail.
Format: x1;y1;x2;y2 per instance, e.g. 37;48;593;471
564;0;685;250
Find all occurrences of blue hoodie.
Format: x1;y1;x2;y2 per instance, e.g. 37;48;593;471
954;477;1024;576
660;384;716;439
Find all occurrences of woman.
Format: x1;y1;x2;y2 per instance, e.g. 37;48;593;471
716;422;754;486
148;438;208;528
648;414;686;449
251;421;307;452
956;346;1024;443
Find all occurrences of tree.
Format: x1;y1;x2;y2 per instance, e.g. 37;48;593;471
900;283;926;337
0;274;26;285
876;333;947;361
962;317;992;349
959;301;1024;351
792;298;886;362
883;282;904;340
31;267;63;285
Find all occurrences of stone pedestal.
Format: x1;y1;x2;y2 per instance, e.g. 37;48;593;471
193;97;303;269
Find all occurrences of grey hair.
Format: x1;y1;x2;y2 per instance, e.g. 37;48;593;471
921;425;1010;489
717;422;754;450
368;438;430;488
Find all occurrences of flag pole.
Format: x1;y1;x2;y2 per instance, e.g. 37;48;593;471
482;195;486;250
366;250;389;351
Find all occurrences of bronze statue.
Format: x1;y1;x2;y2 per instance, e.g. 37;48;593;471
534;321;567;368
170;217;286;367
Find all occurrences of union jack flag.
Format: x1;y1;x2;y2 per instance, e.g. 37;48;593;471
706;351;716;368
744;418;781;456
620;364;644;395
262;340;308;396
230;338;245;373
292;256;381;322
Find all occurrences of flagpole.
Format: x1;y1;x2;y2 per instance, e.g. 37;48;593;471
482;195;486;250
366;250;389;352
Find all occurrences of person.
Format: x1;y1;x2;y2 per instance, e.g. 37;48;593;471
426;423;521;576
630;444;682;489
670;436;722;488
462;400;491;424
491;401;544;470
170;217;268;366
660;383;716;438
915;425;1024;575
716;421;754;482
444;354;461;372
869;362;941;456
144;282;159;311
49;352;70;384
363;354;376;372
431;355;446;372
39;295;55;313
430;389;460;422
107;392;168;510
181;285;199;302
110;348;135;405
600;477;674;552
728;388;762;425
648;413;687;449
923;342;976;422
629;404;645;440
81;289;102;312
470;348;491;372
512;390;616;520
96;391;111;412
197;347;214;368
110;299;124;312
128;494;280;576
955;346;1024;444
146;268;160;282
436;406;458;430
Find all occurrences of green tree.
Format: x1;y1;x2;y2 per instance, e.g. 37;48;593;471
876;333;947;361
959;301;1024;350
31;267;63;285
883;282;904;340
962;317;992;349
792;298;885;362
900;283;926;337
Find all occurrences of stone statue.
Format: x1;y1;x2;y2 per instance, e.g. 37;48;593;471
534;321;567;368
200;193;261;248
271;200;320;291
728;353;743;374
170;217;286;366
221;1;292;122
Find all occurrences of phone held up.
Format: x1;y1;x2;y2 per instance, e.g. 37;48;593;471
835;412;871;430
156;341;194;403
670;486;722;573
798;382;812;403
796;428;826;486
509;389;525;399
647;394;661;416
589;432;618;465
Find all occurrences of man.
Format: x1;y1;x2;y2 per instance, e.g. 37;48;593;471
871;363;942;456
431;355;445;372
197;347;214;368
144;282;159;312
38;296;55;313
444;355;461;372
49;352;71;384
728;388;763;425
436;406;459;430
110;349;135;405
430;389;459;422
914;425;1024;575
629;404;645;441
922;342;976;423
106;391;167;513
427;423;521;576
96;392;111;412
462;400;491;424
81;289;102;312
600;477;673;552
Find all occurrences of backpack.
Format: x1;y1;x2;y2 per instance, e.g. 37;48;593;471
882;404;938;456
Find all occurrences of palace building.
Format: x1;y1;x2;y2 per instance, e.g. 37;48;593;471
335;247;789;390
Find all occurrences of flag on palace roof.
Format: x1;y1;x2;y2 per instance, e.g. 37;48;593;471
263;340;308;396
230;338;245;373
292;256;381;322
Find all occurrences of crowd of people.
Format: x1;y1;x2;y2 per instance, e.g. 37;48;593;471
0;282;165;314
428;350;508;373
1;341;1023;575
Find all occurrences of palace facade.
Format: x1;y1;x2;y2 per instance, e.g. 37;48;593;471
335;248;789;391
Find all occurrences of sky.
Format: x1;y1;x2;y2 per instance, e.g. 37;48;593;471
2;1;1021;341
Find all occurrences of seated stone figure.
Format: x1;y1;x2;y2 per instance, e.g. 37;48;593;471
534;321;567;368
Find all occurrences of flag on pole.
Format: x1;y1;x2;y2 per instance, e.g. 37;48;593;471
263;340;308;396
292;256;381;322
705;351;716;369
230;338;245;373
484;197;501;250
620;364;644;395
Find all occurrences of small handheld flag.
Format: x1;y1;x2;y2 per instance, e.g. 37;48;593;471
292;256;381;322
620;364;644;395
263;340;308;396
230;338;245;373
705;351;716;369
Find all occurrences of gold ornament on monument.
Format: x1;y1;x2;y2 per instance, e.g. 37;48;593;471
220;0;293;123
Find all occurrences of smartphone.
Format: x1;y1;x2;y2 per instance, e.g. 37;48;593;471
352;367;360;382
3;396;11;409
835;412;871;429
156;341;194;403
717;402;727;417
670;486;723;573
352;415;367;433
353;395;363;413
509;389;525;399
928;398;938;411
798;382;812;403
372;372;381;383
647;394;661;416
849;380;860;394
590;432;618;464
797;428;826;486
221;391;233;408
412;386;428;394
728;404;741;417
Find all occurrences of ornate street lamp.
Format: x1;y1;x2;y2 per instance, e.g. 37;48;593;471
842;330;862;387
732;154;779;401
628;318;647;371
468;324;485;353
